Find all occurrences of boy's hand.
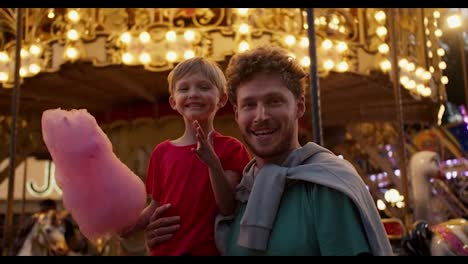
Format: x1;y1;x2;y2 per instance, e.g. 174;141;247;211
192;120;218;166
145;204;181;251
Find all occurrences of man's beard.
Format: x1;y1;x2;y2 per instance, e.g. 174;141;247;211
242;125;296;161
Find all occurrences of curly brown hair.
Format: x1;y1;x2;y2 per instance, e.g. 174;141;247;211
225;45;306;105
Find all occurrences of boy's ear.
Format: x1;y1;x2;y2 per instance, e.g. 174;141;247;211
169;96;176;110
218;93;228;109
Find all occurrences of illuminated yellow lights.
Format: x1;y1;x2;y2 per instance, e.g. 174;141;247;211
285;35;296;46
20;48;29;58
321;39;333;50
0;52;9;62
19;67;28;77
447;14;462;29
396;201;405;208
120;32;132;44
29;64;41;74
415;67;424;78
0;72;8;81
336;61;349;72
428;51;433;58
237;8;249;16
239;23;250;34
47;9;55;19
29;45;42;56
433;11;441;18
303;23;309;30
426;40;432;48
184;30;195;42
166;51;177;62
400;76;409;86
184;50;195;59
429;66;435;73
67;10;80;22
376;26;388;37
398;58;408;68
439;61;447;70
300;56;311;67
406;62;415;72
67;29;80;41
421;87;432;97
416;84;425;93
423;71;432;80
139;52;151;64
166;31;177;42
384;189;400;203
377;200;386;211
437;48;445;57
238;41;250;52
323;59;335;70
65;47;78;59
378;43;389;54
122;52;133;64
425;28;430;35
336;42;348;53
441;76;449;84
374;11;386;22
407;80;416;89
299;37;309;48
434;29;443;37
380;59;391;71
139;32;151;43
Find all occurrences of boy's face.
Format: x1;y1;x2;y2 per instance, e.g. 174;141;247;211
169;72;227;122
234;73;305;159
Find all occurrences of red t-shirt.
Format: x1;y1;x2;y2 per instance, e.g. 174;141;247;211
145;131;251;256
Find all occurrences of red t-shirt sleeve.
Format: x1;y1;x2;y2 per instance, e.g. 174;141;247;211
218;138;251;173
145;147;161;201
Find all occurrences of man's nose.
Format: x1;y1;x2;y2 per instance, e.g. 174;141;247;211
254;105;269;123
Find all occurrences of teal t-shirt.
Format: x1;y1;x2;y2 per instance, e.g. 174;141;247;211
224;181;372;256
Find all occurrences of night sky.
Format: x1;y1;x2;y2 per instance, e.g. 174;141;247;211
441;30;467;107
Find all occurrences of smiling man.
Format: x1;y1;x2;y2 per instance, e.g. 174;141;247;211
214;46;393;256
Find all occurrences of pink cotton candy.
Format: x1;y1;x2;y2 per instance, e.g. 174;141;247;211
41;108;146;241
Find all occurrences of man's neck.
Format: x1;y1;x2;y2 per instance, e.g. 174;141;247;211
255;144;301;169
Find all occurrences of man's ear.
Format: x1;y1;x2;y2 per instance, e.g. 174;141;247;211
218;93;228;109
296;95;306;119
169;96;176;110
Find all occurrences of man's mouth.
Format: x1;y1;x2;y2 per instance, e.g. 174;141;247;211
252;129;275;136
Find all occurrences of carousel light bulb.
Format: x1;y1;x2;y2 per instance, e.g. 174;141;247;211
434;29;443;37
439;61;447;70
421;87;432;97
415;67;425;78
166;31;177;42
429;66;435;73
19;67;28;77
285;35;296;46
336;42;348;53
336;61;349;72
395;201;405;208
374;11;386;22
376;199;386;211
238;41;250;52
433;11;441;18
408;80;416;89
378;43;389;54
239;23;250;34
406;62;415;72
184;30;195;42
29;64;41;74
426;40;432;48
0;72;8;81
120;32;132;44
300;37;309;48
65;47;78;59
323;59;335;70
122;52;133;64
339;26;346;33
376;26;388;37
20;48;29;58
67;29;80;41
331;16;340;25
400;76;409;86
300;56;311;67
380;59;391;71
47;9;55;19
29;45;42;56
417;84;425;93
447;14;462;29
437;48;445;57
139;52;151;64
139;32;151;43
425;28;430;35
67;10;80;22
423;71;432;80
184;50;195;59
0;52;9;62
384;188;400;204
237;8;249;16
441;76;449;84
166;51;177;62
398;58;408;68
428;51;433;58
321;39;333;50
303;23;309;29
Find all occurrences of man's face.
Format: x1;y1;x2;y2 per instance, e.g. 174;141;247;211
234;73;305;160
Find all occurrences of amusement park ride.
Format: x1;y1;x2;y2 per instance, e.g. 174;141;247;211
0;8;466;255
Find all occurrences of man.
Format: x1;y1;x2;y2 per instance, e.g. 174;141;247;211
144;46;393;256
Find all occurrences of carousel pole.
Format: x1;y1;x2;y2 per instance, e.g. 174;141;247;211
387;8;412;229
2;8;23;256
306;8;323;145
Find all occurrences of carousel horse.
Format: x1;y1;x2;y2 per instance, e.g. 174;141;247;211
11;210;69;256
402;151;468;256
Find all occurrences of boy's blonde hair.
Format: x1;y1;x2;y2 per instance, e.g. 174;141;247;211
167;57;226;95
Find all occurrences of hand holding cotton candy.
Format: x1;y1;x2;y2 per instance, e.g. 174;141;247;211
41;108;146;240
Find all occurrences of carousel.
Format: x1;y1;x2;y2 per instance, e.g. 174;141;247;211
0;8;466;256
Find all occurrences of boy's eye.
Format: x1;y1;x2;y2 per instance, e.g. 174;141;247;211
178;87;188;91
199;85;210;90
